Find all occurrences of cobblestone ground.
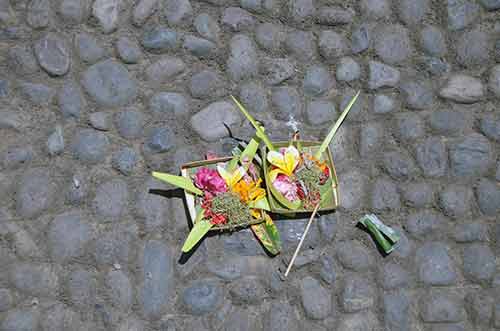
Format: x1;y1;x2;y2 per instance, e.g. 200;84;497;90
1;0;500;330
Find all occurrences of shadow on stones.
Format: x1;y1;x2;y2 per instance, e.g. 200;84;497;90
148;188;184;199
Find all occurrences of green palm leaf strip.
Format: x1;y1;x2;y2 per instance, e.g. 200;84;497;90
182;208;212;252
230;95;275;152
152;172;203;196
314;91;360;160
248;196;271;211
319;177;334;209
251;214;281;255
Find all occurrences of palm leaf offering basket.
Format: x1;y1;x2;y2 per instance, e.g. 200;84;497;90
180;157;265;230
230;91;359;215
262;141;340;214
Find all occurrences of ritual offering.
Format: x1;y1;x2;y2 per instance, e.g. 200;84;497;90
152;136;281;255
359;214;400;254
231;92;360;214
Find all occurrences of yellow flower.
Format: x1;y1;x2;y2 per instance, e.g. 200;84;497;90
233;178;266;203
267;145;300;182
217;165;246;190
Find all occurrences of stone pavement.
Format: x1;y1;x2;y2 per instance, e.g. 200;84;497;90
0;0;500;330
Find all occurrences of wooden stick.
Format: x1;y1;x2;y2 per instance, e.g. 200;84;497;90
284;202;321;277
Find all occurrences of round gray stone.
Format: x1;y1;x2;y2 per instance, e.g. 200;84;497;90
416;242;457;285
447;0;480;31
336;57;361;82
74;32;106;64
239;81;268;113
47;126;64;155
439;74;484;103
415;137;447;178
0;289;12;312
406;210;445;237
300;276;331;319
420;25;447;56
140;240;174;319
16;168;57;218
303;65;333;96
271;86;303;121
384;292;411;331
399;79;435;110
10;263;59;296
34;33;71;76
380;262;410;290
81;59;137;107
438;185;472;218
489;65;500;97
382;149;418;180
421;291;466;323
317;6;354;25
368;61;400;90
342;274;375;312
145;56;185;84
318;30;348;61
92;179;129;218
194;13;220;42
141;27;179;52
374;24;412;64
371;178;401;211
401;182;434;208
456;29;492;67
92;0;119;33
229;276;267;304
68;269;97;307
183;279;222;315
360;122;383;156
337;240;373;271
255;23;286;52
163;0;192;26
360;0;391;19
222;6;255;31
395;113;425;141
306;100;336;126
373;94;396;113
150;92;189;116
1;309;39;331
476;178;500;216
351;23;371;54
105;270;133;310
429;110;468;135
89;112;111;131
132;0;157;26
453;222;489;242
49;212;92;262
189;70;225;98
115;110;144;139
58;0;91;24
183;35;216;58
463;244;495;282
398;0;429;25
27;0;50;28
227;34;258;82
116;36;141;64
8;45;39;76
449;134;493;177
112;148;138;176
145;127;175;153
71;129;109;163
190;101;242;142
285;30;317;61
58;81;86;119
260;57;295;86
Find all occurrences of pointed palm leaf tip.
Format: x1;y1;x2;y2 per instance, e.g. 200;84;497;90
152;171;203;195
314;91;360;160
230;95;275;151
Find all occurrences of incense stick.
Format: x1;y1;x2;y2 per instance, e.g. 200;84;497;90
284;202;321;277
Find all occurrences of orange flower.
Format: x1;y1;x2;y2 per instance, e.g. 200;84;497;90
233;178;266;203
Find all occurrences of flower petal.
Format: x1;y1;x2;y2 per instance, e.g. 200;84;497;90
269;168;285;182
216;165;232;185
267;150;286;169
284;146;299;175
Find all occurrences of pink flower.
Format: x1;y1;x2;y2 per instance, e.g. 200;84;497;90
273;174;299;202
194;167;228;195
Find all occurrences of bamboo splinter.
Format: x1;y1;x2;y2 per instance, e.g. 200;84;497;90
284;202;321;277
